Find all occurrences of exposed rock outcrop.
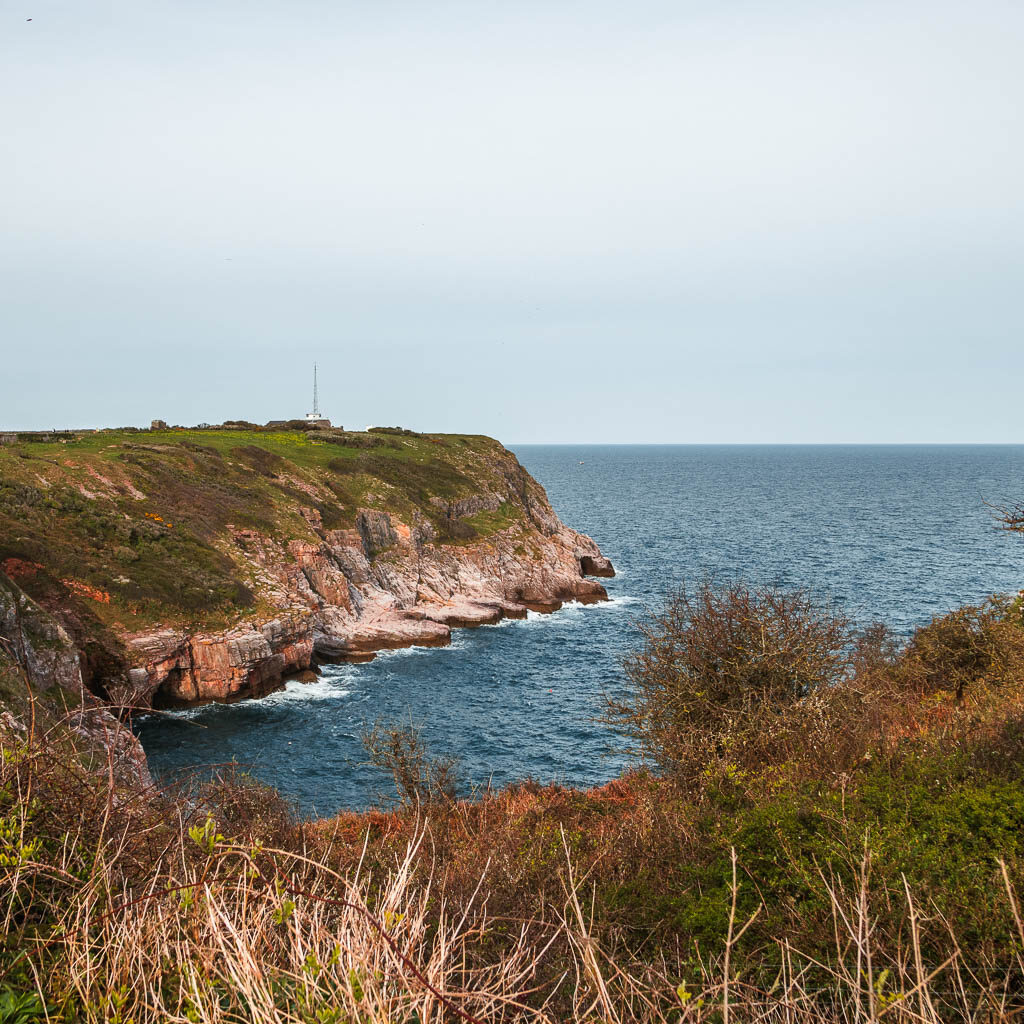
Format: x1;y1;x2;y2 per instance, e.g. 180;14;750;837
580;554;616;578
125;497;613;706
0;428;614;712
120;611;314;707
0;573;151;789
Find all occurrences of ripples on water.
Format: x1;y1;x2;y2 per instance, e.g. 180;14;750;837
136;445;1024;816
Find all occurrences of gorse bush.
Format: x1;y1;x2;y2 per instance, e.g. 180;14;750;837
607;581;852;780
899;596;1024;699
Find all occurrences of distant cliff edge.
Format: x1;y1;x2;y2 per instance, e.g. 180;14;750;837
0;427;613;715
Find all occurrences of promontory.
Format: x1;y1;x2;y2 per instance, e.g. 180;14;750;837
0;425;613;746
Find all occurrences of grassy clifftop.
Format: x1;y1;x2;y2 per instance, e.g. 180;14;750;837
0;427;537;637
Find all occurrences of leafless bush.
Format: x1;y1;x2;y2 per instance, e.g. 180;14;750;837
990;499;1024;535
850;620;902;680
195;762;298;842
361;719;461;808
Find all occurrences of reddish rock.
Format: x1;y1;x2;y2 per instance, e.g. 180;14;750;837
124;464;614;708
580;554;616;578
418;600;505;628
127;612;314;707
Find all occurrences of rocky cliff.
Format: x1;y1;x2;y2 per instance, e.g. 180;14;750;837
0;573;150;787
0;426;613;710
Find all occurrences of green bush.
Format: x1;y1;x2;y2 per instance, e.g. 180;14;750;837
607;581;852;780
899;597;1024;700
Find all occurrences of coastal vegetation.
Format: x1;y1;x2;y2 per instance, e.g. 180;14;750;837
1;422;611;718
0;427;531;635
5;576;1024;1020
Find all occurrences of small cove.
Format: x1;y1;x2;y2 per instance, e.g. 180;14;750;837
136;444;1024;816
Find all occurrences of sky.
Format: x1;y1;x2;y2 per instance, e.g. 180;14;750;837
2;0;1023;442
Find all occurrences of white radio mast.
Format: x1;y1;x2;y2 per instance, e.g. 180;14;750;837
306;364;328;425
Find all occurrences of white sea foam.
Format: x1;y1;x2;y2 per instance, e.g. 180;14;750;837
593;594;641;610
139;704;209;723
521;595;639;622
261;678;351;704
137;674;354;722
371;634;469;661
488;615;522;629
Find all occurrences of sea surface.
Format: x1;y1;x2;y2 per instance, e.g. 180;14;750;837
136;445;1024;816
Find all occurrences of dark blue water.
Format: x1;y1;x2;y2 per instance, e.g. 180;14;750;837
136;445;1024;816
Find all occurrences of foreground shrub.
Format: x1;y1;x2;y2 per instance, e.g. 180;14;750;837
899;596;1024;700
5;736;1024;1021
360;719;461;808
195;764;298;842
607;581;852;780
8;574;1024;1020
6;681;1024;1019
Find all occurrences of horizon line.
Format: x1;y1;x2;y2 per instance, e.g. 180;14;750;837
508;440;1024;447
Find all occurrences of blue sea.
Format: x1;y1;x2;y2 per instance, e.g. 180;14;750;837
135;445;1024;816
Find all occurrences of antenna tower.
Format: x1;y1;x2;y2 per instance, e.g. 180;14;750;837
313;363;320;417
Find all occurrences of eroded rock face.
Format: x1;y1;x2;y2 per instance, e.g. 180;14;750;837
0;573;151;790
580;554;616;578
124;489;614;707
124;611;314;707
0;573;83;696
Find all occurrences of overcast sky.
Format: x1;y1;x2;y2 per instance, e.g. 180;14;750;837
2;0;1022;441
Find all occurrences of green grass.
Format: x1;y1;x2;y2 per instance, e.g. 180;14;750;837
462;502;522;538
9;428;495;469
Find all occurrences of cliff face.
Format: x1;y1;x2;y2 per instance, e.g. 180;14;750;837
0;573;150;787
0;427;613;709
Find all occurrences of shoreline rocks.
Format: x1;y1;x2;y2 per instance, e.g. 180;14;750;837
0;573;151;788
1;433;615;714
121;507;614;709
580;554;616;578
